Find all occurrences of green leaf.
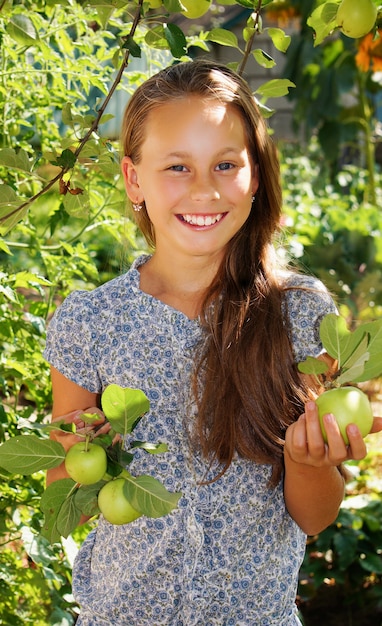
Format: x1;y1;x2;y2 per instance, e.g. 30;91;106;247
6;14;39;47
130;441;169;454
55;492;82;538
122;35;142;58
266;27;291;53
123;474;181;518
255;79;295;99
145;25;169;50
51;148;77;168
359;553;382;575
307;2;339;46
336;351;370;386
350;319;382;382
101;385;150;435
163;23;187;58
0;435;65;474
338;332;369;374
333;530;358;570
74;482;104;517
319;313;352;363
0;148;32;172
206;28;239;49
252;49;276;69
297;356;329;376
40;478;77;543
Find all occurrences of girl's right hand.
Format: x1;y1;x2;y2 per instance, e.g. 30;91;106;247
50;407;108;452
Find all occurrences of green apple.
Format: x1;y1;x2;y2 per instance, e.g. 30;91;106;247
181;0;211;19
65;442;107;485
315;386;373;445
98;477;142;525
336;0;377;39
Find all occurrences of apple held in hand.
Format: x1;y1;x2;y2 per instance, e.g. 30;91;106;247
315;386;373;445
98;477;142;525
336;0;377;39
65;442;107;485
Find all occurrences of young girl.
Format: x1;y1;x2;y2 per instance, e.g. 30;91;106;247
44;60;381;626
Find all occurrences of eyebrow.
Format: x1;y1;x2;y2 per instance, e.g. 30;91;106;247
162;147;245;160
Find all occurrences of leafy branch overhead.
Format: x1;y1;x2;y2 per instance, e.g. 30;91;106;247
0;0;296;236
298;313;382;387
0;385;182;544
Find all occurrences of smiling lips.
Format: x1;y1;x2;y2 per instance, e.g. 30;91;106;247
179;213;225;227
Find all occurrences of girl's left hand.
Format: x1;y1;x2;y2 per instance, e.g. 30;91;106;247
285;401;382;468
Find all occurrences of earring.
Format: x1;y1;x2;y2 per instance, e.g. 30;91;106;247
251;194;256;203
132;202;143;212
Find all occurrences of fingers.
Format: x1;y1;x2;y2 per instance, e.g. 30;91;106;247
369;416;382;433
286;401;370;467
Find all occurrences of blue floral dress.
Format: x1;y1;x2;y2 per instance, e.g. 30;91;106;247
44;255;337;626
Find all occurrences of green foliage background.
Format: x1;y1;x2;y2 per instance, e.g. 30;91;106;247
0;0;381;624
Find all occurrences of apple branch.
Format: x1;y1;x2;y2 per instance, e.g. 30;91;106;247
0;0;145;227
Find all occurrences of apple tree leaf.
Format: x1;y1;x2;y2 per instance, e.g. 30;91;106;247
130;441;169;454
101;385;150;435
340;333;369;372
297;356;329;376
163;24;187;59
55;492;82;539
319;313;352;363
206;28;239;49
336;350;370;386
74;481;104;517
266;27;291;53
349;319;382;382
40;478;77;543
0;435;65;474
123;474;181;518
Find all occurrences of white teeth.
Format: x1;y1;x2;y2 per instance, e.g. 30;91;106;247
182;213;223;226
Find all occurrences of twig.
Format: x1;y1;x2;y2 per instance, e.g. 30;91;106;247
0;0;144;226
238;0;263;76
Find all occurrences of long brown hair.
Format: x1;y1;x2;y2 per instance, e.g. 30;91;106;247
121;60;310;485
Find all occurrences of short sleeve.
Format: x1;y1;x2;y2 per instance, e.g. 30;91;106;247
43;290;102;393
282;274;338;363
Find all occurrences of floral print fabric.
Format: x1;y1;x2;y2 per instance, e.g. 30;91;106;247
44;256;337;625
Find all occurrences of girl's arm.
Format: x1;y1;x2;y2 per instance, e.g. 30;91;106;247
284;400;382;535
47;366;104;486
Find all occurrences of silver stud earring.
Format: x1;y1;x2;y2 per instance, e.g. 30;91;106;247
133;202;143;212
251;194;256;203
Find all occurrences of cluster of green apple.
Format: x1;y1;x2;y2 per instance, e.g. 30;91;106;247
298;314;382;443
64;441;142;524
0;385;181;542
336;0;377;39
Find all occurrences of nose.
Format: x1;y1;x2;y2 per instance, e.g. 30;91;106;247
189;172;220;202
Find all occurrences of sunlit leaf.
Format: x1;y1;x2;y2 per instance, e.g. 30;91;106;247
298;356;329;376
255;79;295;99
0;435;65;474
101;385;150;435
266;27;291;53
163;23;187;58
123;474;181;518
206;28;239;49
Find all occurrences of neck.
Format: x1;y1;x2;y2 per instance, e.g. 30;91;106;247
139;251;221;319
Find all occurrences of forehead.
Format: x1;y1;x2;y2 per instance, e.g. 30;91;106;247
142;96;248;148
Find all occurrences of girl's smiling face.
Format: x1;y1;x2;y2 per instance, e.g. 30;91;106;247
122;96;258;264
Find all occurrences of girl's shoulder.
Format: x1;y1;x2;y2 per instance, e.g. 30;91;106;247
57;254;150;316
278;270;338;361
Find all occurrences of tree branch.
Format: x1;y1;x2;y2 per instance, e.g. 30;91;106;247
0;0;144;226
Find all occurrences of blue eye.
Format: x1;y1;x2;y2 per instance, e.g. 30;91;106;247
217;162;234;171
169;165;186;172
